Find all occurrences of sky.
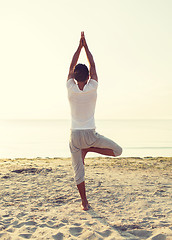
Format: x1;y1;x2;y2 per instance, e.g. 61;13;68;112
0;0;172;120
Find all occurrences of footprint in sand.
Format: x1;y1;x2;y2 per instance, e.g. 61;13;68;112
52;232;64;240
127;229;152;239
13;220;37;228
96;229;112;238
38;222;65;229
152;233;167;240
69;226;83;236
19;233;32;239
13;222;25;228
25;221;37;226
17;212;27;218
0;217;13;230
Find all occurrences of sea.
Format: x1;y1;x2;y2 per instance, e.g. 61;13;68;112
0;119;171;159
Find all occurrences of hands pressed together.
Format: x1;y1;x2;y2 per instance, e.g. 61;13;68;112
68;31;97;81
80;31;87;48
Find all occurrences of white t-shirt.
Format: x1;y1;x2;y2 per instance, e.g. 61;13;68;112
67;78;98;129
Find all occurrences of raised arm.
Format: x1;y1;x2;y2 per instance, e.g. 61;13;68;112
67;38;83;80
81;32;98;81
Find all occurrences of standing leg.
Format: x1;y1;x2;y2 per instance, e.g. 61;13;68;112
77;181;89;210
70;150;90;210
79;147;116;209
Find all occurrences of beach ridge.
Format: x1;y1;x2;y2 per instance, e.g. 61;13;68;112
0;157;171;239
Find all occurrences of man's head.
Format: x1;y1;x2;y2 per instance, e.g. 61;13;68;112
74;64;89;82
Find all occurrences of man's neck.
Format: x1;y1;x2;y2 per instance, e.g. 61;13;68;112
78;81;87;91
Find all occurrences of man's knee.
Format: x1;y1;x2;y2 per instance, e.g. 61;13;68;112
76;175;85;185
117;146;123;156
114;146;123;157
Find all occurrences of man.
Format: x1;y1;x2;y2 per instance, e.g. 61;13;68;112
67;32;122;210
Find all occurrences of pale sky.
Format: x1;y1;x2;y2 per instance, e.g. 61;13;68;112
0;0;172;120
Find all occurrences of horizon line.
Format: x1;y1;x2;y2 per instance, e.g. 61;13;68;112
0;118;172;121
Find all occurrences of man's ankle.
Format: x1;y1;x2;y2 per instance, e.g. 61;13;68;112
82;198;88;206
81;200;89;211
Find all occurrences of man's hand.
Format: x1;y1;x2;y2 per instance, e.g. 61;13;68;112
81;31;87;48
81;32;98;81
81;31;84;38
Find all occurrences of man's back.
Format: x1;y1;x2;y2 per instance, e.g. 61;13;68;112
67;78;98;129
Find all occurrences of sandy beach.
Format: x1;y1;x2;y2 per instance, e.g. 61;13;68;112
0;157;171;240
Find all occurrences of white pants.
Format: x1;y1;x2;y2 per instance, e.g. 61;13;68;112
69;129;122;185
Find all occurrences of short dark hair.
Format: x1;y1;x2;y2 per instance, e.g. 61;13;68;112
74;64;89;82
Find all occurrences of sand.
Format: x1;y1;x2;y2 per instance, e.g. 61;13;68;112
0;157;171;240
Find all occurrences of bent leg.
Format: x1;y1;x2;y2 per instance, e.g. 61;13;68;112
91;132;123;157
82;147;116;164
81;133;122;164
82;147;115;160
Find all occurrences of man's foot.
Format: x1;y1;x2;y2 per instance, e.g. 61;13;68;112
81;203;91;211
